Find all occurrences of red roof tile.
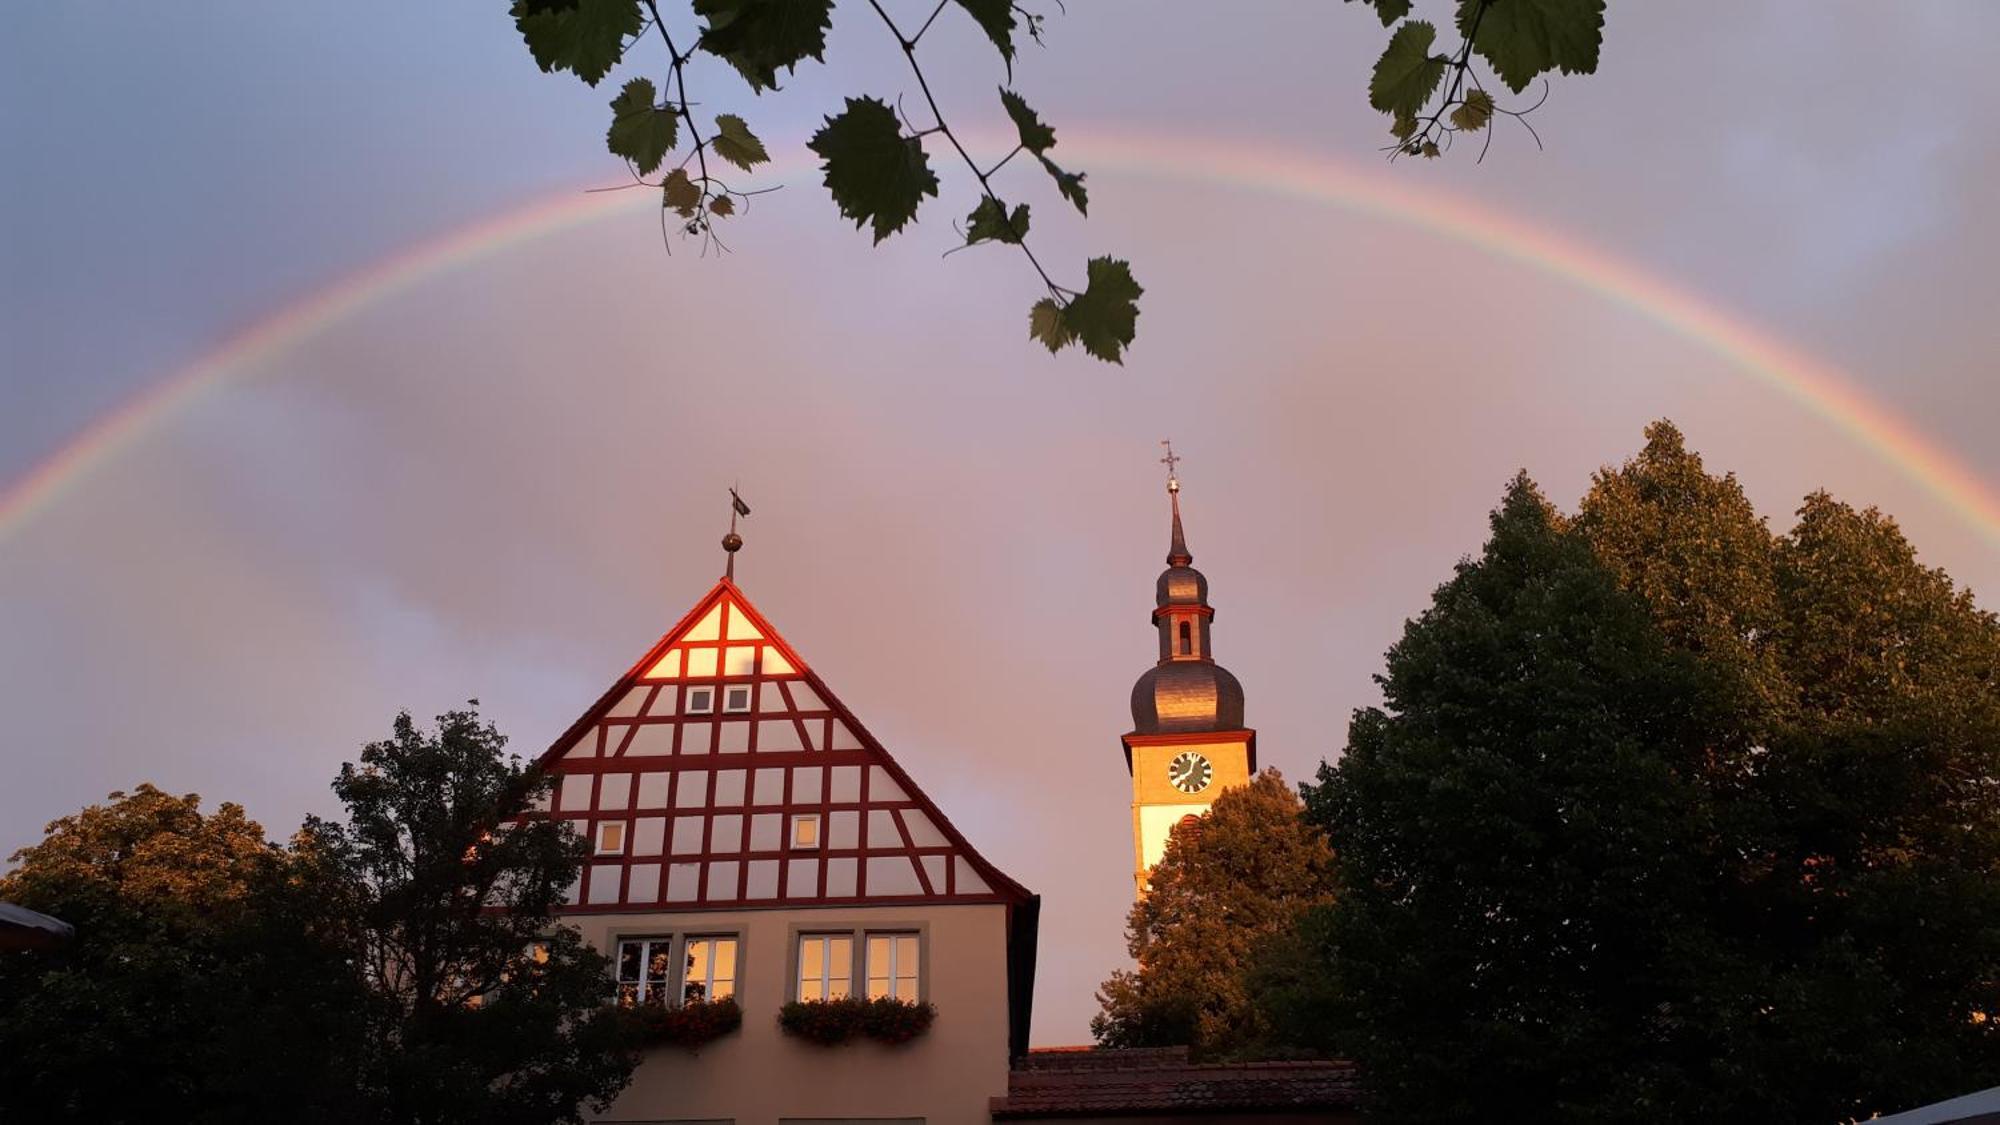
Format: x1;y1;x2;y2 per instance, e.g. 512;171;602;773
992;1047;1361;1118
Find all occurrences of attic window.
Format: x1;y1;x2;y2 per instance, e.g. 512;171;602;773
686;686;715;714
595;821;627;855
723;685;753;713
791;814;821;850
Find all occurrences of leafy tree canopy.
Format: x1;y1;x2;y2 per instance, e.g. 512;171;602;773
0;787;368;1125
0;708;646;1125
1272;424;2000;1122
1093;770;1334;1057
1302;473;1722;1122
509;0;1608;362
300;705;642;1125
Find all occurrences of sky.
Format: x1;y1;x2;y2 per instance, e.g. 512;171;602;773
4;2;2000;1044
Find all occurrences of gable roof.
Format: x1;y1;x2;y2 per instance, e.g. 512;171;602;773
533;579;1032;912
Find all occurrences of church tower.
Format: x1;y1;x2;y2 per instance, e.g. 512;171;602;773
1122;459;1256;897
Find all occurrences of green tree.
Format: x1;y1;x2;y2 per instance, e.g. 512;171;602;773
509;0;1607;362
1092;770;1334;1057
1575;419;1788;724
1302;475;1724;1123
1572;430;2000;1119
302;705;643;1125
1713;496;2000;1121
0;786;368;1124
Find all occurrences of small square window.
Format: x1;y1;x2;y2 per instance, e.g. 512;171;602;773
686;687;715;714
791;814;821;850
724;685;753;713
595;821;627;855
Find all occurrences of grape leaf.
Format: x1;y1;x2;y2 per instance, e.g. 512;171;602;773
1458;0;1604;94
663;168;701;217
1348;0;1413;27
711;114;770;171
1448;88;1494;131
512;0;641;86
1039;155;1088;216
1028;298;1074;353
966;197;1030;245
709;195;736;216
694;0;834;92
607;78;676;175
954;0;1017;75
808;96;939;244
1000;88;1056;155
1062;257;1142;363
1369;20;1446;119
1389;112;1419;141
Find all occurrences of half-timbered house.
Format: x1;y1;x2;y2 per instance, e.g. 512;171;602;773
532;573;1039;1125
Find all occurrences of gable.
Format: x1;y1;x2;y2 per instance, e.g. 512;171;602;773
534;580;1029;913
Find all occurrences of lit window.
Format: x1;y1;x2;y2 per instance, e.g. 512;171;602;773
615;937;674;1006
791;814;821;850
866;933;920;1001
724;685;753;713
595;821;626;855
686;686;715;714
796;934;852;1002
682;936;738;1003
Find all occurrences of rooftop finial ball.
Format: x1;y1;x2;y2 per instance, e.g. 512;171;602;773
722;532;743;553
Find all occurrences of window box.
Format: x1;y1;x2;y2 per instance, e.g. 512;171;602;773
777;996;936;1046
627;995;743;1050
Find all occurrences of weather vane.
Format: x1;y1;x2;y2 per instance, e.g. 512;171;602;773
1159;439;1181;493
722;485;750;581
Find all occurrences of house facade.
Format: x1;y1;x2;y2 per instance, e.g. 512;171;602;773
531;576;1038;1125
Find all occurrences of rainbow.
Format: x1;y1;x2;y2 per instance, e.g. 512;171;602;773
4;133;1997;550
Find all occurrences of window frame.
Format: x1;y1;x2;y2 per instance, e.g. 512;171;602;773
594;820;627;855
790;813;821;850
686;685;716;714
792;932;855;1003
864;931;920;1002
613;934;677;1007
785;922;930;1005
679;933;740;1005
722;684;754;714
612;930;745;1008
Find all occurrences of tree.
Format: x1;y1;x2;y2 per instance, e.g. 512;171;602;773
1092;769;1334;1058
1285;428;2000;1122
301;704;643;1125
1302;475;1725;1123
508;0;1607;362
1575;419;1788;725
0;786;368;1124
1575;430;2000;1120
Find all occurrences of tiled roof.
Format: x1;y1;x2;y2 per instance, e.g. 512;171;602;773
992;1046;1361;1118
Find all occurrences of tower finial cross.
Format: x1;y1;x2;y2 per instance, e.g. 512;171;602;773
721;485;750;581
1159;440;1181;493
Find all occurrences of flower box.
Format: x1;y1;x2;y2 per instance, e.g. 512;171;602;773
778;996;936;1046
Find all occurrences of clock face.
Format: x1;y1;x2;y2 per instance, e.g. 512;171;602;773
1167;751;1213;795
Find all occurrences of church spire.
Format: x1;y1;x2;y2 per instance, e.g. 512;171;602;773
1127;446;1245;735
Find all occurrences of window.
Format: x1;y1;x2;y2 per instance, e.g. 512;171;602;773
682;936;738;1003
791;814;820;850
687;686;715;714
595;821;626;855
615;937;674;1005
866;933;920;1001
796;934;853;1001
724;685;753;713
1178;620;1192;656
